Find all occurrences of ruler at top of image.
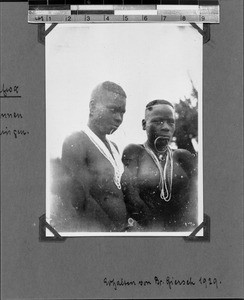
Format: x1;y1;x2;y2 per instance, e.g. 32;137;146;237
28;1;219;23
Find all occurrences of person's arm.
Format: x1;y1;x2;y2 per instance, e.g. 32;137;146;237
176;149;197;178
61;132;91;212
176;149;198;227
62;133;127;231
122;144;152;227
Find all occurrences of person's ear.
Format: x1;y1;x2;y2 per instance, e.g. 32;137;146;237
89;100;96;115
142;119;146;130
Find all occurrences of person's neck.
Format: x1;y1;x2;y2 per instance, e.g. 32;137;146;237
87;121;106;142
146;139;155;150
146;139;167;154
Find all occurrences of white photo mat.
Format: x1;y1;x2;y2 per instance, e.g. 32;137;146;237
45;23;203;236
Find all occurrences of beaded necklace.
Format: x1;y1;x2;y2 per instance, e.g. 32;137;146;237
82;126;123;189
143;141;173;202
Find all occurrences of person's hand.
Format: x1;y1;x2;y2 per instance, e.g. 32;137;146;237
125;218;144;232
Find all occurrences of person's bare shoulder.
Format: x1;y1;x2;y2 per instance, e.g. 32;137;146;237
62;131;89;167
122;144;144;166
173;148;197;177
63;131;88;149
174;148;197;160
174;148;193;158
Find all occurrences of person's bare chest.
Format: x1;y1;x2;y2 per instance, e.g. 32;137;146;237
84;141;122;195
137;151;189;192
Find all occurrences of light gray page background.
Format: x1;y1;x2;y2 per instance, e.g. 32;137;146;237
1;1;243;299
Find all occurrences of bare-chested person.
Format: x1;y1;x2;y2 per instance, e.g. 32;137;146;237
50;81;127;232
122;100;198;232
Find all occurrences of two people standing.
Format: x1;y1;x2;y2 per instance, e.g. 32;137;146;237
51;81;198;232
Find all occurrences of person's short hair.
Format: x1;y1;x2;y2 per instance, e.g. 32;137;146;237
146;99;174;112
90;81;127;104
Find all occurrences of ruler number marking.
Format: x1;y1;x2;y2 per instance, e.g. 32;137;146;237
28;5;218;24
35;16;44;21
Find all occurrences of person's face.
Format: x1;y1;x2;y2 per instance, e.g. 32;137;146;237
142;104;175;145
91;90;126;135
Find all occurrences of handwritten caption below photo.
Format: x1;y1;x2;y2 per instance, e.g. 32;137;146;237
104;276;221;291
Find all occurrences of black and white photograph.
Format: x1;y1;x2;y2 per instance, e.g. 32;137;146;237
46;23;203;236
2;1;244;299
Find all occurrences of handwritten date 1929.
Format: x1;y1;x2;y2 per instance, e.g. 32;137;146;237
199;277;221;289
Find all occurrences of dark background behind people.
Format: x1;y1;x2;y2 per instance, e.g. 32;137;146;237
174;82;198;155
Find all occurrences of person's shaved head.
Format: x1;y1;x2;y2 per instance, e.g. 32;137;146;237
88;81;127;136
90;81;127;106
145;99;174;119
142;99;176;145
